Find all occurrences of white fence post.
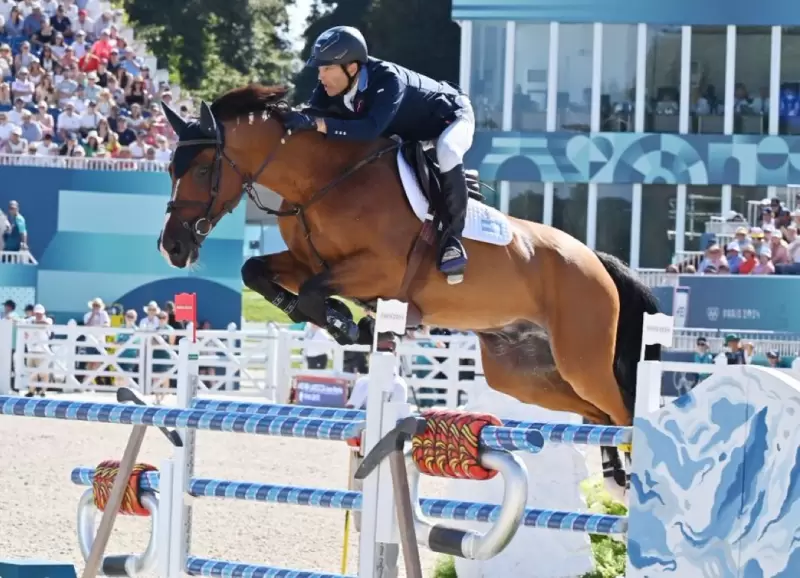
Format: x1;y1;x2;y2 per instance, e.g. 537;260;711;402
265;324;280;400
444;354;461;408
0;319;13;394
332;345;345;372
275;329;292;403
223;322;238;391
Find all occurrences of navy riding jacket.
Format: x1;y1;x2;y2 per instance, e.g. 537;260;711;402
308;57;464;143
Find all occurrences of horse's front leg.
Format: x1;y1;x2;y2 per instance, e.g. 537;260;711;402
298;251;388;347
241;251;316;324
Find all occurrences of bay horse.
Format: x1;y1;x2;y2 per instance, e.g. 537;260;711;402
157;85;660;500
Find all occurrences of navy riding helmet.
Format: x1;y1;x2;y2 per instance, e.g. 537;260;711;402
306;26;368;68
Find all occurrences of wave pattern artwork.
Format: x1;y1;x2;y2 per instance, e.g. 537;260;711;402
627;365;800;577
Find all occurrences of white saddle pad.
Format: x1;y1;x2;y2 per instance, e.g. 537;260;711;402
396;149;513;246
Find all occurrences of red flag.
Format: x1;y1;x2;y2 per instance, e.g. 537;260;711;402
174;292;197;342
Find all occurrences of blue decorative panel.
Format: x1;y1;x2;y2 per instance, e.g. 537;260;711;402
628;365;800;577
466;131;800;186
452;0;800;26
0;166;244;327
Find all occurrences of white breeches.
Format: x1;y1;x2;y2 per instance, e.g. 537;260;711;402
435;94;475;173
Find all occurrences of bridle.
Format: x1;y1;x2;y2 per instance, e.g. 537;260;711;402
167;103;399;271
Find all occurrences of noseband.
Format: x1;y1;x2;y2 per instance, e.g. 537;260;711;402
168;106;399;270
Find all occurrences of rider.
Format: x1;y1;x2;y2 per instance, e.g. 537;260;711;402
281;25;474;283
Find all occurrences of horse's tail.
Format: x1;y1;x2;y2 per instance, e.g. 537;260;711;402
594;251;662;418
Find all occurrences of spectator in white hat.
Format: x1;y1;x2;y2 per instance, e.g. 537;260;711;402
22;303;52;397
4;126;27;154
139;300;160;330
83;297;110;385
84;297;110;326
769;229;790;265
752;246;775;275
725;242;741;273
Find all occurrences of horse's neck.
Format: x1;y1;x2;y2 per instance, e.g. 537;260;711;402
269;132;390;203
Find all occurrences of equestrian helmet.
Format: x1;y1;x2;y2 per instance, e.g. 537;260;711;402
307;26;368;67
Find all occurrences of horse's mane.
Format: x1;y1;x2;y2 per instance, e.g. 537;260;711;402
210;84;293;122
209;83;359;124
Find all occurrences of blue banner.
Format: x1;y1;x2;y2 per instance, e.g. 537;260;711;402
466;132;800;187
676;276;800;331
0;165;244;328
453;0;800;26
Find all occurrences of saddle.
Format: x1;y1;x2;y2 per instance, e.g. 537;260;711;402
399;140;484;208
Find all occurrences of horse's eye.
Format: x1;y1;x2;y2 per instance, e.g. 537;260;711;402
195;165;210;178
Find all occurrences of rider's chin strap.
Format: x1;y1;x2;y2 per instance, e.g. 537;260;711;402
335;63;360;97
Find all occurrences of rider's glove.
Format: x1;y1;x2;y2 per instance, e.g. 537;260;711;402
282;111;318;133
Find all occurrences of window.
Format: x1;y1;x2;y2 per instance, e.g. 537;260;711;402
734;27;770;134
780;27;800;135
596;184;632;261
512;24;549;131
601;25;638;132
690;26;727;134
685;185;722;250
557;25;593;132
732;186;768;224
482;180;501;209
471;21;506;130
552;183;588;242
645;26;682;133
508;182;544;222
640;185;677;267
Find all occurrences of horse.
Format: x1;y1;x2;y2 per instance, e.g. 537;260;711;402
157;84;661;501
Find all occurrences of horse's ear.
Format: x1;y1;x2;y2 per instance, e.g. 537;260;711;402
161;102;187;135
198;101;217;137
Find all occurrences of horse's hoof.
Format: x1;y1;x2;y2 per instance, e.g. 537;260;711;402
446;273;464;285
603;476;628;506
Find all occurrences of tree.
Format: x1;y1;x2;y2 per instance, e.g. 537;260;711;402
293;0;461;103
122;0;295;99
293;0;372;102
365;0;460;84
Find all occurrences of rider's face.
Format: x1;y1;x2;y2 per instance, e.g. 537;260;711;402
318;63;358;96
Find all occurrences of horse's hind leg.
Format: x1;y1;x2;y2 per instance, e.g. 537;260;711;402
477;331;610;423
545;285;632;503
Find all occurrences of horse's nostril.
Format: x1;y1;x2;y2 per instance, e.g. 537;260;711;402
169;240;183;257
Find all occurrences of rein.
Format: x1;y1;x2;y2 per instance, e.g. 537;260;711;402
170;107;399;272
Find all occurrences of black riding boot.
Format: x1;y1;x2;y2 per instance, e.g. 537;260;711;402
437;164;469;285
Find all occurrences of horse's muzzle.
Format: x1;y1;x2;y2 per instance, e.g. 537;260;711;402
159;231;198;268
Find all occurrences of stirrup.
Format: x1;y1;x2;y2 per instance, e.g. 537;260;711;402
439;247;466;285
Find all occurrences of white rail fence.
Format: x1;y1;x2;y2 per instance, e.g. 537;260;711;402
0;320;484;406
2;319;800;406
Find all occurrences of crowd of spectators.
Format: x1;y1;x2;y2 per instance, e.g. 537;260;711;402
2;296;196;396
0;0;181;163
669;197;800;275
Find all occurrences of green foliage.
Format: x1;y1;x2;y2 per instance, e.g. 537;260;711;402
293;0;460;104
364;0;460;84
580;478;628;578
433;555;457;578
293;0;372;102
429;478;628;578
122;0;295;99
